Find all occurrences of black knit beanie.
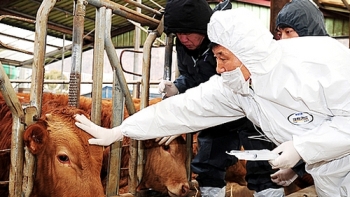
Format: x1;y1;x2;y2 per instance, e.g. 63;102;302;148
164;0;213;35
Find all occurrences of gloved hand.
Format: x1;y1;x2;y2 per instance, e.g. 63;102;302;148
269;141;302;169
155;134;181;145
158;80;179;97
75;114;123;146
271;168;298;186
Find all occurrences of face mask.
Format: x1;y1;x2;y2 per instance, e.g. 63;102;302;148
221;65;250;95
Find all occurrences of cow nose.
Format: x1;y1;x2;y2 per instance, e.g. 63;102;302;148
180;184;190;196
168;182;190;197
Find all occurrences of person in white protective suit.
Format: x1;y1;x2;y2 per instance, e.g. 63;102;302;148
75;8;350;197
268;0;329;190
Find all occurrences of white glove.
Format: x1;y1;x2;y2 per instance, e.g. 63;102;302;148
269;141;301;169
155;134;181;145
158;80;179;97
270;168;298;186
74;114;123;146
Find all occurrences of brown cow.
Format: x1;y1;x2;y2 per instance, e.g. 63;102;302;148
0;97;105;196
138;138;189;196
0;93;190;197
24;108;106;197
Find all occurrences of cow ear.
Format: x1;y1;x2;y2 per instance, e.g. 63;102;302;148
23;119;49;155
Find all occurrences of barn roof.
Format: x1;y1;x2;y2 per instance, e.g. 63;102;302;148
0;0;168;68
0;0;349;68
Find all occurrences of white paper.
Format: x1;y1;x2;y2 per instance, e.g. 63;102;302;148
226;149;279;161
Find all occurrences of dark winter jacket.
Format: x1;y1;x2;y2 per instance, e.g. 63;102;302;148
276;0;328;36
174;38;217;93
163;0;217;93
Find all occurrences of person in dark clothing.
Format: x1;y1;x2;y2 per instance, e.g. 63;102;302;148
157;0;242;196
275;0;328;39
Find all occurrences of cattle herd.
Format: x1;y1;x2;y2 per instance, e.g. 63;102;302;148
0;92;313;197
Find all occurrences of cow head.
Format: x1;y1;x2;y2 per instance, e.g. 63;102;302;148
23;107;105;197
137;136;190;197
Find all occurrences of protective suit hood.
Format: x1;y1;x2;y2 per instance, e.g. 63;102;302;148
276;0;328;37
208;8;281;75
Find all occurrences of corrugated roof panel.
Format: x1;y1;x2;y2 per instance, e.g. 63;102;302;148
0;22;72;63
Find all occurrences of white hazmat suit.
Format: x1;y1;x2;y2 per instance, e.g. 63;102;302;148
82;8;350;197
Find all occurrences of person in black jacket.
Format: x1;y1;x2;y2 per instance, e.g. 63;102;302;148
158;0;240;196
157;0;284;196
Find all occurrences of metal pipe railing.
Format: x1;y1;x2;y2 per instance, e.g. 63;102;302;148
30;0;56;114
91;6;106;125
122;0;162;17
68;0;86;107
9;79;161;85
26;1;58;196
104;8;124;196
87;0;159;29
0;63;25;197
163;33;174;81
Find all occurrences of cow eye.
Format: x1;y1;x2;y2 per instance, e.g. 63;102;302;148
162;145;170;151
57;154;70;164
